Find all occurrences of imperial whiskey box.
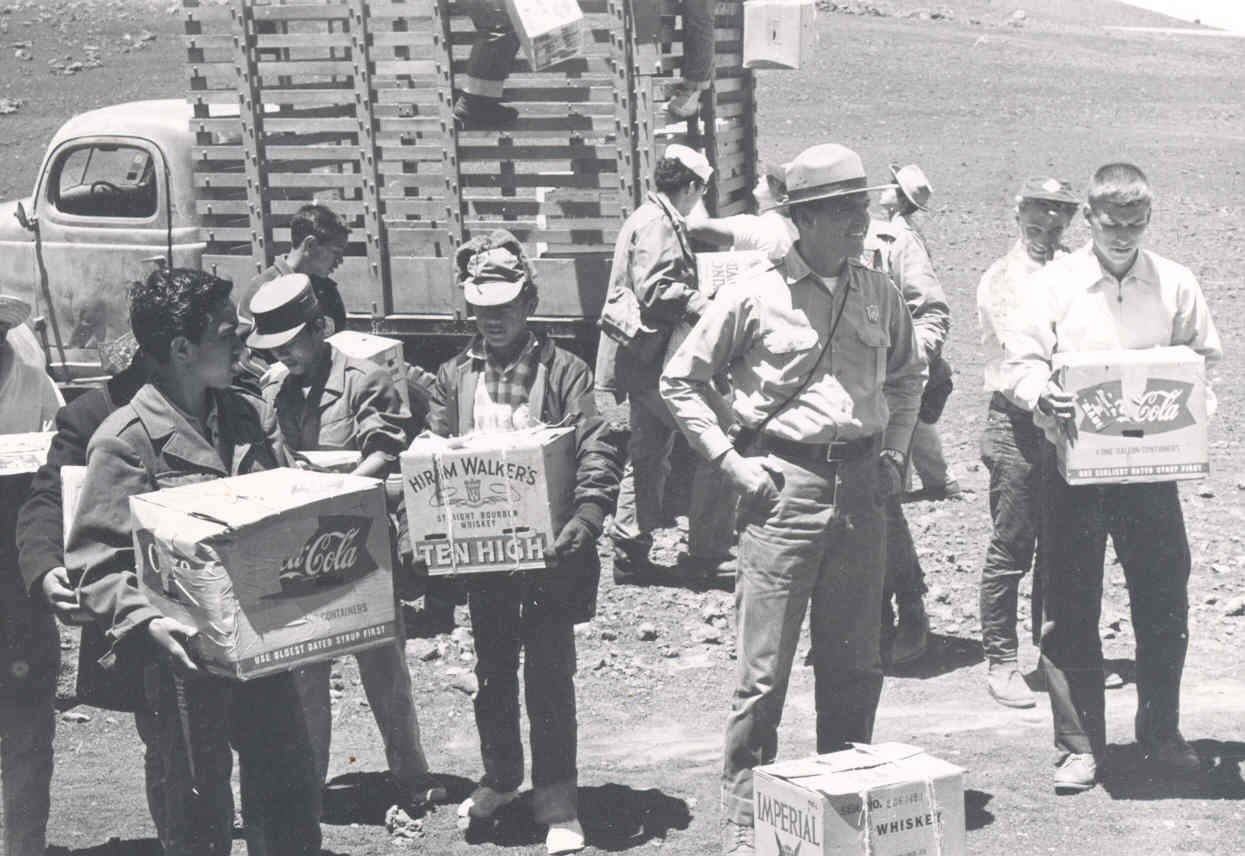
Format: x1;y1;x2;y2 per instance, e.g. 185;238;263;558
754;743;965;856
130;468;397;680
1053;346;1208;485
504;0;584;70
327;330;410;409
743;0;818;70
400;426;576;576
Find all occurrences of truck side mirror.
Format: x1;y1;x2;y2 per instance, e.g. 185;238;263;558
14;200;35;233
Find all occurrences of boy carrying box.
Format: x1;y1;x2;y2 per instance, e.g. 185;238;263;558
425;230;623;855
250;273;444;811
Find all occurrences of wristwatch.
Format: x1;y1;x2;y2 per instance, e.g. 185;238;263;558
879;448;906;473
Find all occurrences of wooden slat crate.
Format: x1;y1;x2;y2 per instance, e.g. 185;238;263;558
183;0;755;336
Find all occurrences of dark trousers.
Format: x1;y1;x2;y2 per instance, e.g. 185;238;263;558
461;0;520;99
0;611;58;856
469;577;578;825
144;660;321;856
979;395;1046;663
1038;444;1191;759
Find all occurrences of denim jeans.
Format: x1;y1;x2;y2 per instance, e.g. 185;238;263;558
1037;444;1191;758
0;613;57;856
469;576;579;824
722;450;885;826
979;397;1045;663
461;0;520;99
610;387;736;559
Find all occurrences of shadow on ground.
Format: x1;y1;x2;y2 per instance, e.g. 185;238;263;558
322;771;477;825
1102;740;1245;801
886;633;984;679
965;788;995;831
462;784;692;852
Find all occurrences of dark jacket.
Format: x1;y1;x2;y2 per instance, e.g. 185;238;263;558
427;336;624;623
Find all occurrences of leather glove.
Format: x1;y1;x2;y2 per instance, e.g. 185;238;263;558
548;515;598;563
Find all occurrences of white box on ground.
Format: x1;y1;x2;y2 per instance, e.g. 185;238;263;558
0;431;55;477
1054;345;1208;485
130;468;397;680
743;0;817;70
504;0;585;70
327;330;410;409
753;743;965;856
400;426;576;576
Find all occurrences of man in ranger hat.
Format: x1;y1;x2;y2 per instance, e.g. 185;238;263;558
597;144;737;583
976;176;1080;709
662;143;925;855
250;273;445;812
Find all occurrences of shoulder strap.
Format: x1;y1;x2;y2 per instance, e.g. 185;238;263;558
529;359;549;424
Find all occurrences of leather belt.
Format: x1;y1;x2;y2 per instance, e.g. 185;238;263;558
989;392;1031;418
757;433;878;465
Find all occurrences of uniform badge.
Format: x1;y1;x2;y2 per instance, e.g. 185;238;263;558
865;304;879;323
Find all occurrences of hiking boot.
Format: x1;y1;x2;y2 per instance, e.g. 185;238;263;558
677;553;737;580
721;818;755;855
1053;752;1098;794
456;786;518;830
546;818;586;854
452;93;518;128
664;80;706;119
986;661;1036;709
891;598;929;665
612;541;658;585
1140;733;1201;775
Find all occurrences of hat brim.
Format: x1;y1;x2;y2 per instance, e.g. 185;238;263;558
1020;192;1081;207
464;280;526;307
248;322;307;351
889;165;930;211
0;297;32;328
784;182;897;207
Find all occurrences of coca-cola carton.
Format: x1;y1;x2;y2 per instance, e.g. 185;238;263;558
327;330;410;410
503;0;584;71
400;426;576;576
129;468;397;680
1053;345;1209;485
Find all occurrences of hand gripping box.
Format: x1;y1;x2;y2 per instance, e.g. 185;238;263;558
400;426;576;576
1053;345;1208;485
754;743;965;856
504;0;585;70
743;0;818;70
0;431;55;477
130;468;397;680
327;330;410;410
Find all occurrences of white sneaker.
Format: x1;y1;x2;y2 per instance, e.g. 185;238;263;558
456;786;518;830
546;818;586;854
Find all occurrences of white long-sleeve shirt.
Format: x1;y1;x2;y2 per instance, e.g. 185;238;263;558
977;240;1050;399
0;323;62;433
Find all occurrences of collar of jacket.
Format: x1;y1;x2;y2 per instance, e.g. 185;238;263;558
128;383;258;475
781;245;862;293
272;344;349;407
1074;241;1160;291
647;191;685;226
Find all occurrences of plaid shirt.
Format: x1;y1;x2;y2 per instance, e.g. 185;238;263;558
468;332;542;430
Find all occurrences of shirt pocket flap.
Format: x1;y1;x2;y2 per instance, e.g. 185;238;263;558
763;327;820;354
856;325;891;349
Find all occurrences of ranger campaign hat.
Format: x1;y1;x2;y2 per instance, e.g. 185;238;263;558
782;144;895;206
0;294;32;328
248;273;321;350
1017;176;1079;207
891;163;933;211
458;230;532;307
663;144;714;184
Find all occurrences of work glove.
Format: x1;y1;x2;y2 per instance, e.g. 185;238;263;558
876;450;906;506
548;515;598;563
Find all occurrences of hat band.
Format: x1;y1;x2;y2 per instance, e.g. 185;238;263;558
254;298;317;337
785;176;869;203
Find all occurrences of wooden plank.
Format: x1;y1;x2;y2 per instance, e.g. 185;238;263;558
348;0;392;314
229;0;273;268
250;4;352;22
430;0;466;318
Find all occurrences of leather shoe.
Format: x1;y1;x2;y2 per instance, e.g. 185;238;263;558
1141;733;1201;775
677;553;737;580
1053;752;1097;794
986;662;1036;709
546;818;586;854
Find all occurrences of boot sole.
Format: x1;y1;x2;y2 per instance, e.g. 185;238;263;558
987;686;1037;709
1053;779;1096;795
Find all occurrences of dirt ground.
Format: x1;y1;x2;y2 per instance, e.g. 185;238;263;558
4;0;1245;853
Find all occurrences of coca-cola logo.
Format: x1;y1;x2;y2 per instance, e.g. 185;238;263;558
1076;379;1196;436
277;515;377;592
134;529;216;602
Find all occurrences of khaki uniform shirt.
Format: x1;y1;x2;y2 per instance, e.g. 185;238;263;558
661;248;927;462
864;215;951;362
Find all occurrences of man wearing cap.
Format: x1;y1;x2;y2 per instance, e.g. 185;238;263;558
424;230;623;855
597;145;736;582
249;273;444;811
662;143;925;855
1003;163;1221;793
66;268;321;855
0;294;64;856
975;176;1080;710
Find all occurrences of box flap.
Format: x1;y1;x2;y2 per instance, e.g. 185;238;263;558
1053;345;1200;369
757;743;927;782
405;424;576;455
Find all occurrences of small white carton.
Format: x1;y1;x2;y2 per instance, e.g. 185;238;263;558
130;468;397;680
743;0;818;70
400;426;576;576
753;743;965;856
1053;345;1208;485
0;431;55;477
504;0;585;70
327;330;410;409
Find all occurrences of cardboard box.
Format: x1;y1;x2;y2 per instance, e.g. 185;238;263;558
504;0;585;71
696;250;771;300
743;0;818;70
295;450;363;473
400;426;576;575
130;468;397;680
754;743;965;856
327;330;410;410
0;431;54;477
1054;346;1208;485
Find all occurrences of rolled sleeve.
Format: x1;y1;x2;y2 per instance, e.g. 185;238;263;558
881;285;927;452
352;367;410;460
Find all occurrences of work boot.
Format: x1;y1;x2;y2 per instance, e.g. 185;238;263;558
664;79;706;119
721;818;755;855
452;92;518;128
1140;733;1201;775
456;786;518;830
1053;752;1098;794
986;661;1036;709
612;540;658;585
546;818;586;854
891;597;929;665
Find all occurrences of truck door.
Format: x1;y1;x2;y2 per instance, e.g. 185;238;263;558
32;136;194;378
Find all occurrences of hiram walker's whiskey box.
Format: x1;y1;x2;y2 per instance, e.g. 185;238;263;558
130;468;397;680
0;431;55;477
400;426;576;576
504;0;584;70
1053;345;1208;485
753;743;966;856
327;330;410;410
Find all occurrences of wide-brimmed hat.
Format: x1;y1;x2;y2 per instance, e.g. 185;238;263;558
1017;176;1079;207
458;230;532;307
891;163;933;211
0;295;32;328
663;144;714;184
248;273;320;350
782;144;894;206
